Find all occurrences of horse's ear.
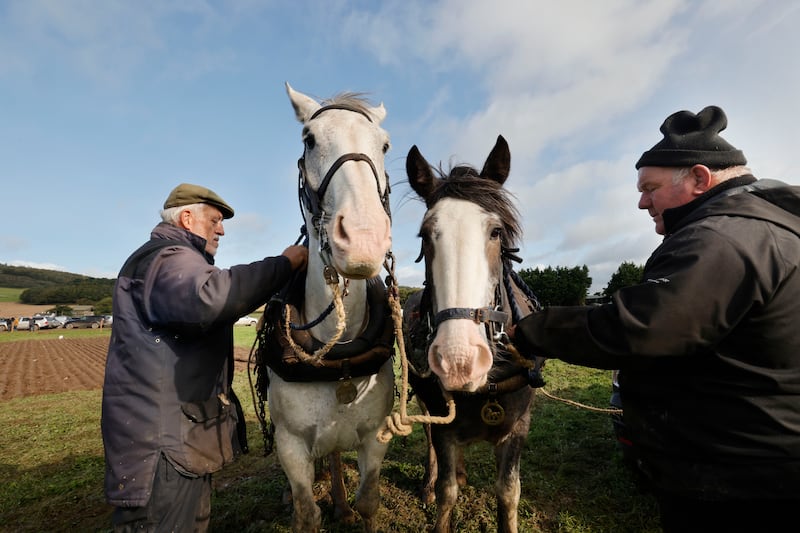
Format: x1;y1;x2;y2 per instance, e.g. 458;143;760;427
406;145;437;204
480;135;511;185
286;82;321;123
370;103;387;124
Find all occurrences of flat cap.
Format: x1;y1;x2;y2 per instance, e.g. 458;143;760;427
163;183;235;219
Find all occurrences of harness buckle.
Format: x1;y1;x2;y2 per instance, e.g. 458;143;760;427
494;328;509;346
323;265;340;285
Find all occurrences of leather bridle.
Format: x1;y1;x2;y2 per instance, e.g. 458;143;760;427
297;104;392;234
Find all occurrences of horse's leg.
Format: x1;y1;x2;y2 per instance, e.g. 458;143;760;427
493;409;532;533
456;447;467;488
275;436;322;533
415;396;438;505
432;429;460;533
328;451;357;524
281;455;330;507
354;435;390;533
421;420;437;505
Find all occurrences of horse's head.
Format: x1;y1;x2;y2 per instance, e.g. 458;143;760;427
287;83;392;280
406;135;520;392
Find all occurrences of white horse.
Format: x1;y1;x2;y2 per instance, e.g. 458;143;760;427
264;83;395;533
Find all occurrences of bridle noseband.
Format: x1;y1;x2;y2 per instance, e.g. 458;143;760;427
433;306;508;329
419;248;541;349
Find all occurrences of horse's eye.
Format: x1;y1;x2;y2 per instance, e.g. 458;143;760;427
304;134;316;151
490;227;503;240
382;142;390;154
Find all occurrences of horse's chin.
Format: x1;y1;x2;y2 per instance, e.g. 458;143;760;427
438;373;488;393
331;256;383;280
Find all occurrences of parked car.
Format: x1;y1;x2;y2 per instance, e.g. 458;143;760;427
103;315;113;326
17;316;56;331
63;316;106;329
234;315;259;326
0;319;8;332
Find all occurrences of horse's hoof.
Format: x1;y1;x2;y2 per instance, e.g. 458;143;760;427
333;506;357;525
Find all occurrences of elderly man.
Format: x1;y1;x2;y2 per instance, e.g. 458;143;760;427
510;106;800;532
102;183;307;532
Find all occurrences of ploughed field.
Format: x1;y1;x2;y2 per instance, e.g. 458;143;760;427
0;335;251;400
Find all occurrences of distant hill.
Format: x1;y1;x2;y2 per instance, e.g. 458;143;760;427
0;264;115;305
0;263;112;289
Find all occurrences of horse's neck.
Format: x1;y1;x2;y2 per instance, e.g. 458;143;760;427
303;255;368;342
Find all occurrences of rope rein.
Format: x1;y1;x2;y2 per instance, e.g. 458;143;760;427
282;279;347;364
538;387;623;414
502;341;622;415
376;253;455;443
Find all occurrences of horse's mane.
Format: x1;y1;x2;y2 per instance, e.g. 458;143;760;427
427;165;522;247
322;92;375;117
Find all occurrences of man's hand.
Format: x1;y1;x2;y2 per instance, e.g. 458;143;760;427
506;324;517;340
282;245;309;271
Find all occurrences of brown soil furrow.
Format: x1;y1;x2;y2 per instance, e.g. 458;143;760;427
0;337;250;401
56;338;109;389
0;337;111;400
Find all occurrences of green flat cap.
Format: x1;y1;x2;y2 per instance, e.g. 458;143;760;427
163;183;235;219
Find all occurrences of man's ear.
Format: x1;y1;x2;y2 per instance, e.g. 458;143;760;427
690;164;714;194
179;208;193;230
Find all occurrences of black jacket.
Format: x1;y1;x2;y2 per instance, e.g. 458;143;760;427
513;176;800;499
102;223;293;507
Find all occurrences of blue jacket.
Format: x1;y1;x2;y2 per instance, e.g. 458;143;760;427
102;222;293;507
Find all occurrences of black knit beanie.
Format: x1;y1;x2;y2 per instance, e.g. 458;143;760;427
635;105;747;169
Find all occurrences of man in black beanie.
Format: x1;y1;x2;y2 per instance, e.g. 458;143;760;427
510;106;800;532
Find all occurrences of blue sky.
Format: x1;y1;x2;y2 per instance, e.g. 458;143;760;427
1;0;798;294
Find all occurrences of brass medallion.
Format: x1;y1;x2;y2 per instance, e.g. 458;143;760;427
480;398;505;425
336;379;358;404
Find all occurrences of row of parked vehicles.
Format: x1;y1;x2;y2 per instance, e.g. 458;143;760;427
0;315;113;331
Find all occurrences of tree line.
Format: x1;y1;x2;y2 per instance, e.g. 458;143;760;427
397;261;645;307
517;261;645;306
2;261;646;310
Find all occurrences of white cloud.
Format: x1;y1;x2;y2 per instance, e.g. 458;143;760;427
8;259;69;272
2;0;798;298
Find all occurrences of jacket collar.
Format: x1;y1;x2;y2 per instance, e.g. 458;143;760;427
662;174;757;235
149;222;215;265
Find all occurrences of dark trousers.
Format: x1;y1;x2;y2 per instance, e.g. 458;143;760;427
112;454;212;533
657;490;799;533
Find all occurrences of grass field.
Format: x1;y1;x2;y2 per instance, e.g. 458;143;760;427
0;288;24;303
0;324;661;532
